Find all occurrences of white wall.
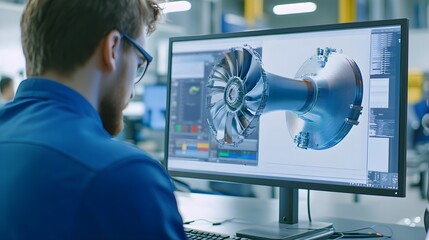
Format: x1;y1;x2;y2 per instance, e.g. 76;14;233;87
0;2;24;83
409;29;429;71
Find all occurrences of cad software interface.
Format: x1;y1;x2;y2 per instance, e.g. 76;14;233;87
167;24;403;191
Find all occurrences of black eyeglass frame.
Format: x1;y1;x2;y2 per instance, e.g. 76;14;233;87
120;32;153;84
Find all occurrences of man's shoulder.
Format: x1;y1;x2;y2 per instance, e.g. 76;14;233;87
78;142;173;218
74;136;159;171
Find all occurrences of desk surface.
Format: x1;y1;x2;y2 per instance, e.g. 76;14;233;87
176;192;426;239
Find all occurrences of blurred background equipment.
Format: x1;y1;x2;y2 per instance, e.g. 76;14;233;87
0;75;15;106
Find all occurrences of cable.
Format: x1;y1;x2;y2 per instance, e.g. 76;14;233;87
329;232;345;239
307;189;312;222
183;219;212;225
183;218;248;226
331;224;393;239
371;224;394;238
341;225;378;233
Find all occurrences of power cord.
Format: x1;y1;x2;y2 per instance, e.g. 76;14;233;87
183;219;223;225
183;218;248;226
305;191;391;239
330;224;393;239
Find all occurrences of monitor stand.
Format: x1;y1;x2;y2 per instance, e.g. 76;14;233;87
236;187;333;240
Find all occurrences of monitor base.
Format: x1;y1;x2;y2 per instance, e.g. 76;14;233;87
236;221;333;240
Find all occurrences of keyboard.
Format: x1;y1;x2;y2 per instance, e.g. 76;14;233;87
185;228;251;240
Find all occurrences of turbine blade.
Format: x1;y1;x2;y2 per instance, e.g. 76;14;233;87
241;49;252;79
208;86;225;97
225;112;234;143
244;56;262;91
245;99;261;112
245;78;264;100
236;49;244;77
233;114;244;134
238;113;249;129
210;100;225;120
215;109;227;140
240;108;255;120
225;51;237;77
213;65;230;81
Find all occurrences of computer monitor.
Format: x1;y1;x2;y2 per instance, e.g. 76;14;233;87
142;84;167;130
165;19;408;239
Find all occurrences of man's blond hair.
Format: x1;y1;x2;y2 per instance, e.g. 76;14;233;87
21;0;162;76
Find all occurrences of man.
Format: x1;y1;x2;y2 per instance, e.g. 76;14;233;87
0;76;14;107
0;0;187;239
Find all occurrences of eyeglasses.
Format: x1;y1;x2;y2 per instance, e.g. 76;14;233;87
121;32;153;84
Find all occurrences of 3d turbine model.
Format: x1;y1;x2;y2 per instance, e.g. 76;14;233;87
206;45;363;150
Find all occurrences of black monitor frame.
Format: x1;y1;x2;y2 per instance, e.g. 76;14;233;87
164;19;408;199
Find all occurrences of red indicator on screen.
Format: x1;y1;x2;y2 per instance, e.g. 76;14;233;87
191;125;199;133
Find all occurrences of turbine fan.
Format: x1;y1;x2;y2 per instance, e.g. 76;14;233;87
206;45;363;150
207;46;268;145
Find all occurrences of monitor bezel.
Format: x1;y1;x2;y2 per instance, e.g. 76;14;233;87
164;19;408;197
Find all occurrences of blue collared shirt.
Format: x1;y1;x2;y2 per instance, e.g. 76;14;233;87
0;78;187;239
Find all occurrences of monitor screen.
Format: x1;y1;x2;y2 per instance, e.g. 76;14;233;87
165;19;408;197
142;84;167;130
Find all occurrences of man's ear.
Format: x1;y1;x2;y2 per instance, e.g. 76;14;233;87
101;30;122;72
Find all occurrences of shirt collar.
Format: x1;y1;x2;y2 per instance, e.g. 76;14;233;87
15;78;100;120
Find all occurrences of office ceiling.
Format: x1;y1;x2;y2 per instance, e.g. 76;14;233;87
222;0;338;28
0;0;422;32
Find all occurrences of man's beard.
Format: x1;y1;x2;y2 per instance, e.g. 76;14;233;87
98;96;124;137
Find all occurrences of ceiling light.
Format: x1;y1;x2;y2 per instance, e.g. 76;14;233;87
159;1;192;14
273;2;317;15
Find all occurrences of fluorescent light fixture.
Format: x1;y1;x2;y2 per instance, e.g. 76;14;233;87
159;1;192;14
273;2;317;15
